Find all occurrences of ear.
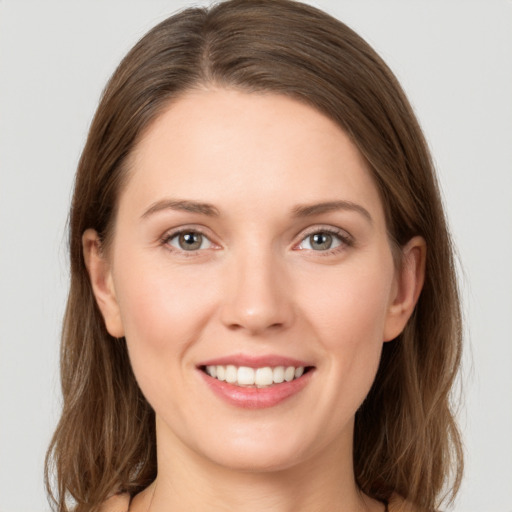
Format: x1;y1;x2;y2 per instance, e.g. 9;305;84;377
82;229;125;338
383;236;426;342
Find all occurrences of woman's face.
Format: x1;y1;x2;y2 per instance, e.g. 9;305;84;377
86;88;422;473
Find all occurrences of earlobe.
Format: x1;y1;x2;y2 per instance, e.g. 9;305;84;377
383;236;426;342
82;229;125;338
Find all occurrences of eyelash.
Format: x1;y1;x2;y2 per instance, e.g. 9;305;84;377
160;227;215;258
160;225;354;257
295;226;354;256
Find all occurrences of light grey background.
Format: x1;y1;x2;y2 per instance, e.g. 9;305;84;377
1;1;511;511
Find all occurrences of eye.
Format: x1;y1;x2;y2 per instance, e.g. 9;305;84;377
165;230;213;251
297;229;351;252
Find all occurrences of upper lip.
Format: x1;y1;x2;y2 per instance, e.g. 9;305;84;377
197;354;312;368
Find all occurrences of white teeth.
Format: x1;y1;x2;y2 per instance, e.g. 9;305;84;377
273;366;285;383
225;365;237;383
216;365;226;381
284;366;295;382
255;367;273;387
237;366;255;386
205;364;306;387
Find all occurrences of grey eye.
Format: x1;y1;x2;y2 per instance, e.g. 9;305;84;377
167;231;212;251
309;232;334;250
179;232;203;250
298;231;344;251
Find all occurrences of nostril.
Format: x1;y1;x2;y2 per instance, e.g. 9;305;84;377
225;321;285;333
226;323;243;331
219;271;295;334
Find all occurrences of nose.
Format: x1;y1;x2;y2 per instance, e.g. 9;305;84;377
220;248;295;335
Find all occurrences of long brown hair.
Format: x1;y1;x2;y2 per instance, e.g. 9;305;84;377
45;1;463;510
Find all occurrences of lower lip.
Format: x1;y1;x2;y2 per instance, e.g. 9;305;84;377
199;370;313;409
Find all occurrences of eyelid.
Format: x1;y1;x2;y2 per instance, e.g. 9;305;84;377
160;225;220;254
159;224;353;255
294;225;354;252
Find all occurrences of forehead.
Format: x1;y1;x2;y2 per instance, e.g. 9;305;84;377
121;88;385;224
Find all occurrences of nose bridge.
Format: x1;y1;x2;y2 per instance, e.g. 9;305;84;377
220;239;293;334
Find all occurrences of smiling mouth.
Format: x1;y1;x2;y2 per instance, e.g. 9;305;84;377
200;365;313;388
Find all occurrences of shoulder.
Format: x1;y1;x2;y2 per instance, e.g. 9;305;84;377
97;493;131;512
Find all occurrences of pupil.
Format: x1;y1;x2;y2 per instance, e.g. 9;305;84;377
311;233;332;250
179;232;202;250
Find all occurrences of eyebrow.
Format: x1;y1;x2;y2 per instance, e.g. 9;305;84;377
140;198;372;223
141;199;220;219
291;200;373;223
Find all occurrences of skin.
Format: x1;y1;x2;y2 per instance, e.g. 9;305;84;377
84;88;425;512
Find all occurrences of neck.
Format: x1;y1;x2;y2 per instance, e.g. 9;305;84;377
131;417;382;512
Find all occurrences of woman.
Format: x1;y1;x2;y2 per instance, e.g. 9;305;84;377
45;1;463;511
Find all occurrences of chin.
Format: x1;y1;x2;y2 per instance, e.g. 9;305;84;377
203;443;308;474
185;418;344;475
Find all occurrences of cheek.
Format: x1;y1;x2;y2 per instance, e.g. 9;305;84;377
302;261;394;349
113;256;218;370
113;257;223;423
298;256;394;405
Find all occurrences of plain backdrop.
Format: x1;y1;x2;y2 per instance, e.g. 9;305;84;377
1;1;511;511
